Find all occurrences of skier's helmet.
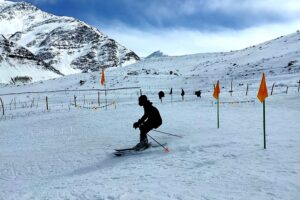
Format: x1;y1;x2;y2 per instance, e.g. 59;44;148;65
138;95;148;106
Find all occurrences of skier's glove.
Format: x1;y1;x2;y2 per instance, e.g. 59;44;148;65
133;122;139;129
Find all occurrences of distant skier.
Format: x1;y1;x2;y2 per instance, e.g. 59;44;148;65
181;88;185;101
133;95;162;149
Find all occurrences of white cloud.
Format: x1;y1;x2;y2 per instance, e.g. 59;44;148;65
147;0;300;19
101;20;300;57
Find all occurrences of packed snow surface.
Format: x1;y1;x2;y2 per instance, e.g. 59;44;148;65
0;73;299;199
0;29;300;200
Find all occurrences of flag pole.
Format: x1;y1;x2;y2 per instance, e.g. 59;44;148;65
213;81;220;128
217;98;220;128
100;66;107;110
257;73;268;149
169;88;173;104
171;89;173;104
105;83;107;110
263;100;266;149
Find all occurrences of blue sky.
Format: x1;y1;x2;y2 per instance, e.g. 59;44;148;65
10;0;300;56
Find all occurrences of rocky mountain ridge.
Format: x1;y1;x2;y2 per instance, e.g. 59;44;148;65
0;0;140;83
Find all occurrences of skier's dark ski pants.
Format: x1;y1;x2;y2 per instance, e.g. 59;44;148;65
139;122;154;142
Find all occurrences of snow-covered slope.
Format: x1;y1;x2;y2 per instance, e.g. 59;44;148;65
0;0;140;78
1;92;299;200
0;34;62;84
133;31;300;80
81;31;300;91
0;30;300;200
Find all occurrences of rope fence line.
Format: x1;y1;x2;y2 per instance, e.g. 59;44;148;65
0;86;140;96
0;86;142;118
0;81;298;118
70;102;116;110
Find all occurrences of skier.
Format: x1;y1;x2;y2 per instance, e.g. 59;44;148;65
133;95;162;149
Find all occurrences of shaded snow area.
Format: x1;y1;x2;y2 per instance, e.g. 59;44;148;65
0;90;299;199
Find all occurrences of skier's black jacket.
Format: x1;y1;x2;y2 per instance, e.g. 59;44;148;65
138;101;162;128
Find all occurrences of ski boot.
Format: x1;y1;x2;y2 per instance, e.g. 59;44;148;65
135;138;149;151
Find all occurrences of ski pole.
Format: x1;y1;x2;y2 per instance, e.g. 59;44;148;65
147;134;169;152
152;130;182;138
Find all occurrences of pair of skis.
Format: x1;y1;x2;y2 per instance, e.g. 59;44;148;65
113;142;167;157
113;130;180;157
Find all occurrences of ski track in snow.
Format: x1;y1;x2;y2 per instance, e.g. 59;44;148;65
0;92;299;200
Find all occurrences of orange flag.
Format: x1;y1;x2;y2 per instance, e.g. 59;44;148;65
213;81;220;99
100;67;105;86
257;73;268;102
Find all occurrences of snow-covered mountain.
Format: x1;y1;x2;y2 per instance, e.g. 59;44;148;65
0;34;62;84
0;0;299;87
108;30;300;91
145;50;168;59
0;0;140;83
2;30;299;94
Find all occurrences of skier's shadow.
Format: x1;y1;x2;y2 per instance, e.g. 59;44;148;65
64;154;126;177
63;151;153;178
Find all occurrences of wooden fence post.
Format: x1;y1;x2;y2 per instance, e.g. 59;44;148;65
229;79;233;96
98;91;100;107
0;97;4;116
271;82;275;95
297;80;300;92
9;99;13;110
286;86;289;94
14;98;16;109
246;83;249;96
74;95;77;107
46;96;49;110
